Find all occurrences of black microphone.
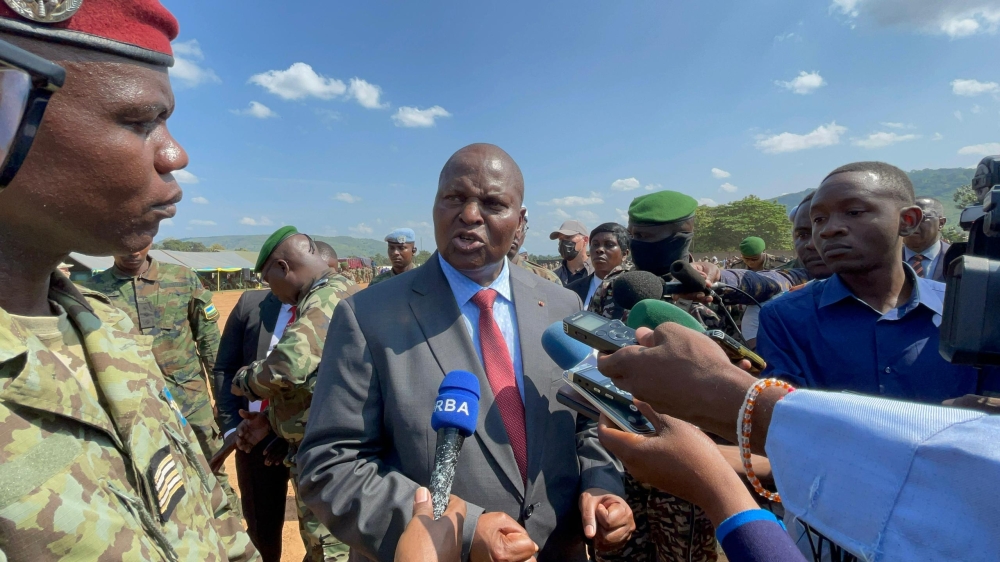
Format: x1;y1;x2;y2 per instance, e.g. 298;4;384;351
429;370;481;518
612;265;724;310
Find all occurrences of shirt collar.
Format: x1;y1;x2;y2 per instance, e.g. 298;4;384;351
903;239;941;261
110;256;158;282
438;253;512;307
819;263;942;317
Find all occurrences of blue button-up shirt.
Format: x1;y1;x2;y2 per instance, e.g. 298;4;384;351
757;265;995;403
438;254;525;402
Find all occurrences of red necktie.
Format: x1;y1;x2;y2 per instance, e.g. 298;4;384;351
470;289;527;484
261;305;297;412
909;254;925;278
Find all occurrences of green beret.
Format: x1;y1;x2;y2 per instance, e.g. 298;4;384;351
628;190;698;225
740;236;766;257
255;225;299;272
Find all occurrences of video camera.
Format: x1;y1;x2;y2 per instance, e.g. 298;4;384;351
940;155;1000;369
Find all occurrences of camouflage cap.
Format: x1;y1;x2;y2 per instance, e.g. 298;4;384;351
740;236;766;257
255;225;299;272
628;190;697;225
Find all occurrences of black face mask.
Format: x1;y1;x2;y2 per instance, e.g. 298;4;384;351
630;232;694;277
559;240;580;261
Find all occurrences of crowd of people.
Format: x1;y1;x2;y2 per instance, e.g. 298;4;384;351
0;2;997;562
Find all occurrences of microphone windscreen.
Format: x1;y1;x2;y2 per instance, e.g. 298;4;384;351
431;370;480;436
542;321;593;370
612;270;665;310
627;299;705;333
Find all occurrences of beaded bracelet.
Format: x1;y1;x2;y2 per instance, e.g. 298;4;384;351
737;378;795;502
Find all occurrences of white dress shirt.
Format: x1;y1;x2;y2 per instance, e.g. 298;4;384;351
438;254;525;402
767;389;1000;562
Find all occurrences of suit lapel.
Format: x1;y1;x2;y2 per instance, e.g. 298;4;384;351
508;264;552;491
409;254;525;496
256;292;281;361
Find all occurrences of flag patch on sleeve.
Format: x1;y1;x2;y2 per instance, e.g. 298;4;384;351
148;446;186;522
203;303;220;321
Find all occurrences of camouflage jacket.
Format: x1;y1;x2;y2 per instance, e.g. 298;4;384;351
510;254;562;285
0;275;256;562
81;258;221;387
719;267;811;305
588;264;723;329
235;272;355;459
369;268;397;286
726;253;783;271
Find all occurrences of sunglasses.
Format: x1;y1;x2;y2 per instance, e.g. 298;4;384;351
0;38;64;188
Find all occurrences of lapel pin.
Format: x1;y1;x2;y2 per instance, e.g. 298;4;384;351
538;301;545;307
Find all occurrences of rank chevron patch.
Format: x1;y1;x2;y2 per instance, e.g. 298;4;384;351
147;446;186;522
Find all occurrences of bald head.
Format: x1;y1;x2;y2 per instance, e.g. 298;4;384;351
915;197;945;218
438;143;524;206
314;240;338;268
263;234;330;304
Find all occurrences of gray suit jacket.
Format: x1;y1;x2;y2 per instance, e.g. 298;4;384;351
297;254;623;561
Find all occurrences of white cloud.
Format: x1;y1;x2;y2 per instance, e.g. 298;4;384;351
880;122;908;129
698;198;718;207
932;132;944;141
958;142;1000;155
315;108;341;123
160;218;174;226
754;122;847;154
830;0;1000;39
348;78;387;109
577;210;600;222
776;71;825;94
644;183;662;191
191;196;209;204
173;169;199;184
231;101;278;119
239;216;274;226
952;78;999;96
720;182;739;193
541;195;604;206
774;32;800;42
955;110;964;121
711;168;731;179
392;106;451;128
552;208;572;220
249;63;347;100
972;104;983;114
170;39;220;88
615;208;629;221
610;177;641;191
349;223;374;235
851;131;921;148
334;192;361;203
189;219;216;226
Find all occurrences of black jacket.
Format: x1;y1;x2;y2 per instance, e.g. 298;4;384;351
213;290;281;434
566;273;595;306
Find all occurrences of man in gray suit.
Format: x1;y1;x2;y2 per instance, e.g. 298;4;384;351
903;196;951;282
297;144;633;561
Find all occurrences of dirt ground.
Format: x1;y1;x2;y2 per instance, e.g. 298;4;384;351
213;285;368;562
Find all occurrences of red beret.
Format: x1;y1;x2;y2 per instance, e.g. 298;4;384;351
0;0;179;66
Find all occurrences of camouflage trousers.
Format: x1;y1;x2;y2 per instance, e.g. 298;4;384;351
166;373;242;519
290;464;350;562
597;472;718;562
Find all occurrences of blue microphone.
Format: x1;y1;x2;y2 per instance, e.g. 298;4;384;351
429;370;480;518
541;321;594;370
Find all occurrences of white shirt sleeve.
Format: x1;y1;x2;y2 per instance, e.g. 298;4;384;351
766;390;1000;562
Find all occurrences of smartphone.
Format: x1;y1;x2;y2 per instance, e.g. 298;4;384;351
563;366;654;434
556;384;601;422
567;361;635;410
563;310;638;353
706;329;767;375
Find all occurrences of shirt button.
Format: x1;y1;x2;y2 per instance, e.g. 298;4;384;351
879;384;886;394
884;367;891;373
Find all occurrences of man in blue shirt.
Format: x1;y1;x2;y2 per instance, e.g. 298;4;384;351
757;161;996;403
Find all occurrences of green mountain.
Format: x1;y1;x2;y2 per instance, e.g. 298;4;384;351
179;235;386;257
768;168;975;226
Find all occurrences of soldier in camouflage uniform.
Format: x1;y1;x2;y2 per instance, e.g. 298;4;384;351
371;228;418;286
595;190;720;562
0;1;257;558
81;244;240;516
232;227;354;562
508;211;562;284
727;236;783;272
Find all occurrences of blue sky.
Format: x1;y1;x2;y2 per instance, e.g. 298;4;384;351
162;0;1000;255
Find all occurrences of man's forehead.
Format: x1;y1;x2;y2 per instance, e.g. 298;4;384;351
814;173;880;205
